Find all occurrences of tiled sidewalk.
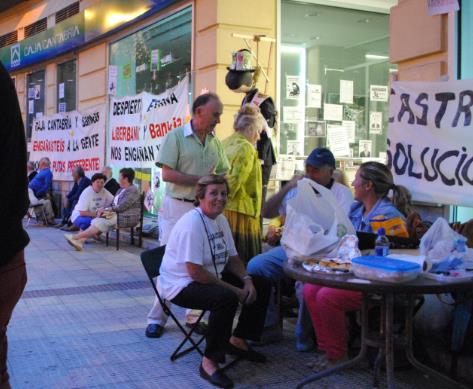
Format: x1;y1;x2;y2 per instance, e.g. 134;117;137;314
8;226;434;388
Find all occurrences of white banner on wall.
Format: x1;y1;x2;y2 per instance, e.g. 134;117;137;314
108;75;190;168
30;105;106;180
388;79;473;206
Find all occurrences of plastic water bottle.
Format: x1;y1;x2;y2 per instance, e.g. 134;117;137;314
375;228;390;256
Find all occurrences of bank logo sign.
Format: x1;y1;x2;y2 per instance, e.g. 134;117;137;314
0;13;84;72
10;43;20;67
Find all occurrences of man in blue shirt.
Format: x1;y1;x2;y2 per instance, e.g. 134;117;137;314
28;157;55;224
57;166;91;230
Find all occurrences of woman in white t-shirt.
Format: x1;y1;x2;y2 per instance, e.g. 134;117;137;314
159;175;271;389
70;173;114;230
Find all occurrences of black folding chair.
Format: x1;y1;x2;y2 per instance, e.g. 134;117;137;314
140;246;206;361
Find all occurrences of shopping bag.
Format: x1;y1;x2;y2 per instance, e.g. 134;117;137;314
281;178;355;261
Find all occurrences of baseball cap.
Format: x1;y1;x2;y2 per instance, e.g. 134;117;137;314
305;147;336;168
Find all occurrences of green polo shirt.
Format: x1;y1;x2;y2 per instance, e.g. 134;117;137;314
157;121;229;200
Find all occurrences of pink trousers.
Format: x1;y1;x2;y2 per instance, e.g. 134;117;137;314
303;284;362;360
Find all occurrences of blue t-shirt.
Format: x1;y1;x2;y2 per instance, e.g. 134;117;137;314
349;197;405;233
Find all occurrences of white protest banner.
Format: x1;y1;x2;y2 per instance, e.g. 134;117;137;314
388;79;473;206
109;75;190;168
30;105;106;180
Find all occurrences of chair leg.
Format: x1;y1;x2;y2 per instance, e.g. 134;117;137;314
170;310;207;361
106;232;109;247
116;228;120;250
139;230;143;248
276;280;283;330
131;227;135;246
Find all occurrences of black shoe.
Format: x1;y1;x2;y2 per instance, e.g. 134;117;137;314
225;343;266;363
145;324;164;338
53;223;65;229
199;364;233;388
185;321;208;335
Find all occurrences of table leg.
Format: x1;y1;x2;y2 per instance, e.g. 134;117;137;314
384;293;395;389
295;294;369;389
404;296;469;389
373;301;386;388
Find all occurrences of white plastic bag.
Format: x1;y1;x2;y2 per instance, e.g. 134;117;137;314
420;218;461;261
281;178;355;261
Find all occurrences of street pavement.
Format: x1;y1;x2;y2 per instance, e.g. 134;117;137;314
7;225;437;388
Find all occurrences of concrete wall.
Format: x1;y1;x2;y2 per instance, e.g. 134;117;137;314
390;0;451;81
195;0;277;140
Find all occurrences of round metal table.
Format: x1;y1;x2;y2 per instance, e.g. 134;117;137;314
284;261;473;389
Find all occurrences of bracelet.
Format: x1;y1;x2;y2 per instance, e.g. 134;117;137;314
242;275;252;281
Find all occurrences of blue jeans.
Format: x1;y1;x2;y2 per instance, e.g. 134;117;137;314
247;246;315;351
73;216;92;230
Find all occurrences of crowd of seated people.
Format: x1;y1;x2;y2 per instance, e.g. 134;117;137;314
64;168;141;251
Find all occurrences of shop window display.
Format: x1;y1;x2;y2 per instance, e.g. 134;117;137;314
109;7;192;215
279;2;393;181
57;60;76;113
26;69;45;139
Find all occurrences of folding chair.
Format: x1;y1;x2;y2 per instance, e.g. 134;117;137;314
140;246;206;361
107;193;145;250
25;204;48;227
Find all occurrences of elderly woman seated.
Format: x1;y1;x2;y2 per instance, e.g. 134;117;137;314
64;168;140;251
158;175;271;389
303;161;412;370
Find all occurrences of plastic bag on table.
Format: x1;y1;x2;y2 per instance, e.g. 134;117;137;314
420;218;462;261
281;178;355;263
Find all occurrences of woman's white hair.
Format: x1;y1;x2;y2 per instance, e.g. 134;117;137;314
233;104;266;140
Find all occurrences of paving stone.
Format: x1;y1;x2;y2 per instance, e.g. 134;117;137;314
7;226;441;389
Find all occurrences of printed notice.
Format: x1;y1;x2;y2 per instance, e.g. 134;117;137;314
286;75;301;100
327;125;350;157
340;80;354;104
108;65;118;96
59;83;65;99
283;106;302;124
28;100;34;114
342;120;356;143
370;85;389;102
307;84;322;108
323;103;343;121
369;111;383;134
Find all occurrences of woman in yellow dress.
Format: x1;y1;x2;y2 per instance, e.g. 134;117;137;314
223;104;266;264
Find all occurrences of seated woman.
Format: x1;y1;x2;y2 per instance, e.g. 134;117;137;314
158;175;271;389
64;168;140;251
70;173;114;231
303;161;411;370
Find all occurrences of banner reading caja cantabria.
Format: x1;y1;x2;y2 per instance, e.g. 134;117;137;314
388;79;473;207
30;104;105;180
108;75;190;168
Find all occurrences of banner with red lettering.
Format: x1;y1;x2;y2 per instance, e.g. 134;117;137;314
108;75;190;167
388;79;473;206
30;104;105;180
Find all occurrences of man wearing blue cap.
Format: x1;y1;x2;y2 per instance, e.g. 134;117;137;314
247;147;353;350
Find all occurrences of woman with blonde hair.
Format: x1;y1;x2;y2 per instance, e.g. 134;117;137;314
222;104;266;264
303;161;412;371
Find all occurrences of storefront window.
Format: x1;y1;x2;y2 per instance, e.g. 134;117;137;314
110;6;192;97
279;2;393;179
26;69;45;138
57;60;77;113
109;6;192;214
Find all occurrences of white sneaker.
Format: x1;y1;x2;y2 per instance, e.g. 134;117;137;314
64;234;83;251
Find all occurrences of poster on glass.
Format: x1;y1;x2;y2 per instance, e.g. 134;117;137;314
359;140;372;158
286;75;301;100
305;121;326;137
